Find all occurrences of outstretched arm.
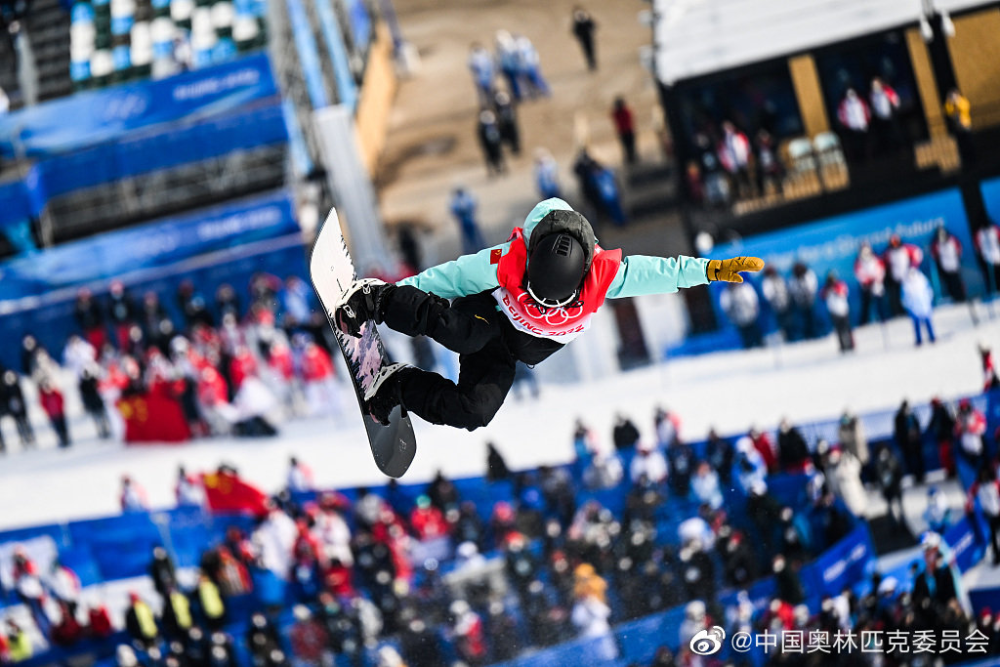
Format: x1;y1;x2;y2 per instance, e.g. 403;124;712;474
606;255;764;298
396;244;507;299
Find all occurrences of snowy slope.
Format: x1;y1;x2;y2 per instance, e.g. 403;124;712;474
0;302;988;531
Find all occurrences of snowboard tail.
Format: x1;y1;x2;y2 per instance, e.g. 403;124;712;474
309;208;417;478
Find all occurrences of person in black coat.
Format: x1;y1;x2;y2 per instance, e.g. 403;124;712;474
894;399;925;483
427;469;460;512
612;413;640;451
178;281;215;329
777;419;811;472
477;109;506;177
150;547;178;599
706;429;734;484
493;90;520;155
571;6;597;71
927;397;957;478
79;366;111;439
74;288;106;350
1;369;34;448
486;442;510;481
20;334;43;377
875;445;905;527
108;280;138;351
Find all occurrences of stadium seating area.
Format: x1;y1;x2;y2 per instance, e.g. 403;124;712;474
68;0;267;89
1;388;998;667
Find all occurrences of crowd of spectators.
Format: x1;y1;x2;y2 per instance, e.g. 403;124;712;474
718;224;989;352
0;399;879;667
0;272;349;453
684;73;978;213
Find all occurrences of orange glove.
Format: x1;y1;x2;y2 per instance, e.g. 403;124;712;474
707;256;765;283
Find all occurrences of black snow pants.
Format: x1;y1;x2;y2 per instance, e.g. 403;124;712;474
381;286;564;431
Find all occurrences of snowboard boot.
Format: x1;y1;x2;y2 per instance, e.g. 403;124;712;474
333;278;392;337
363;362;413;425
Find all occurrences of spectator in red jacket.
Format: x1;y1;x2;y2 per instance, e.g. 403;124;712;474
822;272;854;353
956;398;986;468
87;604;114;638
38;379;70;448
410;495;449;542
49;600;83;646
300;339;339;418
883;235;923;317
930;226;966;303
748;427;777;474
718;121;752;199
982;344;1000;392
449;600;488;665
854;242;887;325
611;97;636;164
323;558;356;599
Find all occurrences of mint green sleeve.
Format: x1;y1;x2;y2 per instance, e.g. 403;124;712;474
396;243;507;298
605;255;711;298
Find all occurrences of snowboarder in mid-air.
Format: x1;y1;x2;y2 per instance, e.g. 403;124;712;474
333;198;764;431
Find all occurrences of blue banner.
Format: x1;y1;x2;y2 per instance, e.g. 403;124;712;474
0;191;298;303
982;176;1000;224
0;192;305;370
709;188;984;320
31;101;287;200
944;515;984;574
803;524;875;598
0;53;278;158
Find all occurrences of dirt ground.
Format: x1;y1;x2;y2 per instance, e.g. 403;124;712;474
374;0;667;267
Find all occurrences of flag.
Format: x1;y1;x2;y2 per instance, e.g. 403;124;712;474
118;392;191;444
200;471;269;516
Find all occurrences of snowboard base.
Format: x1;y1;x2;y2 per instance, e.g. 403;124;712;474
309;209;417;478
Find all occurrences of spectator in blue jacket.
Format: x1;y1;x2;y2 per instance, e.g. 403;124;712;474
534;148;561;200
449;187;487;254
468;43;495;106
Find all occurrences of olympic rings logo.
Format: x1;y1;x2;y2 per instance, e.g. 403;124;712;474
515;291;584;326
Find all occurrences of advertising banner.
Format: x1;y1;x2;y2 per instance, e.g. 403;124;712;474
0;53;278;158
0;190;298;303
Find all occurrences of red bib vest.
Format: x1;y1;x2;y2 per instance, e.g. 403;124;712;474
493;228;622;341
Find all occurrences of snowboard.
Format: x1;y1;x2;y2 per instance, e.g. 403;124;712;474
308;208;417;478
